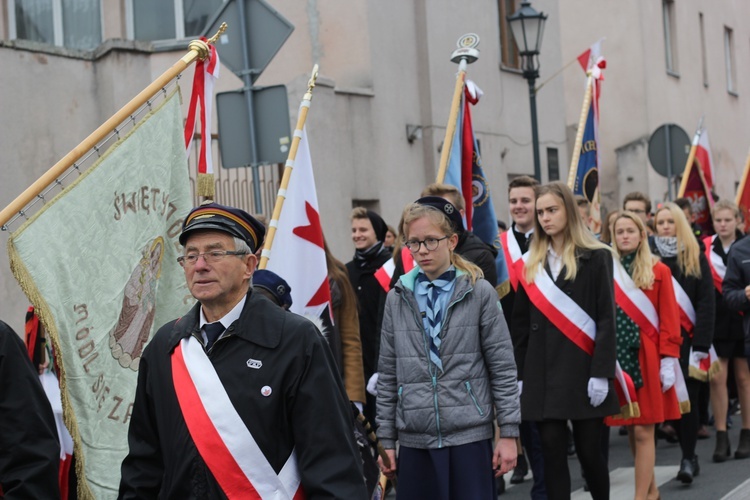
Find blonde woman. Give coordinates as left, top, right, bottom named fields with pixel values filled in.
left=706, top=200, right=750, bottom=461
left=512, top=182, right=618, bottom=500
left=651, top=202, right=715, bottom=483
left=606, top=211, right=683, bottom=499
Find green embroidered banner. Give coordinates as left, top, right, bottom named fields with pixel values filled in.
left=9, top=90, right=193, bottom=499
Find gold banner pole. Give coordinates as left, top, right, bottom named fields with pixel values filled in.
left=566, top=75, right=593, bottom=189
left=436, top=33, right=480, bottom=184
left=0, top=23, right=227, bottom=229
left=677, top=134, right=700, bottom=198
left=258, top=65, right=319, bottom=270
left=735, top=148, right=750, bottom=206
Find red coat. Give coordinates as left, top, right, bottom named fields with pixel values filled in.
left=607, top=261, right=683, bottom=426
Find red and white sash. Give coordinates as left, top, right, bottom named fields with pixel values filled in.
left=500, top=231, right=524, bottom=291
left=612, top=260, right=660, bottom=345
left=375, top=246, right=415, bottom=292
left=613, top=360, right=640, bottom=419
left=671, top=277, right=696, bottom=334
left=703, top=235, right=726, bottom=293
left=172, top=338, right=305, bottom=500
left=688, top=345, right=721, bottom=382
left=518, top=256, right=596, bottom=354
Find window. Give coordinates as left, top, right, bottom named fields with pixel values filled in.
left=547, top=148, right=559, bottom=181
left=699, top=13, right=708, bottom=87
left=725, top=27, right=737, bottom=94
left=8, top=0, right=101, bottom=50
left=662, top=0, right=678, bottom=75
left=499, top=0, right=520, bottom=69
left=128, top=0, right=224, bottom=42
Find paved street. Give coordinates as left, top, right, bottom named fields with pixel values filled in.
left=500, top=422, right=750, bottom=500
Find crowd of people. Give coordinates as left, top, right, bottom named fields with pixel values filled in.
left=3, top=178, right=750, bottom=500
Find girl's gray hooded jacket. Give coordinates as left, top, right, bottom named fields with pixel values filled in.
left=376, top=267, right=520, bottom=450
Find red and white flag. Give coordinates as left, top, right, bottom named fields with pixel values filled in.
left=695, top=129, right=714, bottom=192
left=374, top=247, right=415, bottom=292
left=266, top=129, right=333, bottom=329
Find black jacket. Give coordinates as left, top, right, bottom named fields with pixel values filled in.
left=708, top=234, right=744, bottom=342
left=500, top=226, right=532, bottom=333
left=650, top=246, right=715, bottom=359
left=118, top=291, right=367, bottom=499
left=511, top=248, right=619, bottom=420
left=346, top=249, right=391, bottom=380
left=722, top=235, right=750, bottom=357
left=0, top=321, right=60, bottom=498
left=651, top=242, right=716, bottom=380
left=457, top=231, right=499, bottom=287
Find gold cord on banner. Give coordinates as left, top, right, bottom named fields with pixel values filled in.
left=0, top=23, right=228, bottom=229
left=259, top=65, right=319, bottom=270
left=566, top=74, right=594, bottom=190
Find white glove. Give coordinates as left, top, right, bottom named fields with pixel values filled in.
left=587, top=377, right=608, bottom=407
left=692, top=350, right=709, bottom=362
left=354, top=401, right=364, bottom=413
left=517, top=380, right=523, bottom=396
left=660, top=357, right=677, bottom=392
left=367, top=373, right=379, bottom=396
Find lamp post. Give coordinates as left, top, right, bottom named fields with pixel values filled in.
left=507, top=1, right=548, bottom=182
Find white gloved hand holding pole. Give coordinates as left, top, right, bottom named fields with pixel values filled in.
left=366, top=372, right=379, bottom=396
left=660, top=357, right=677, bottom=392
left=587, top=377, right=608, bottom=407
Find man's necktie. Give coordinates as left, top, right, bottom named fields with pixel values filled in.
left=203, top=322, right=225, bottom=350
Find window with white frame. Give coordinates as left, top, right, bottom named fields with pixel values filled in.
left=724, top=26, right=737, bottom=94
left=662, top=0, right=679, bottom=75
left=127, top=0, right=224, bottom=42
left=8, top=0, right=102, bottom=50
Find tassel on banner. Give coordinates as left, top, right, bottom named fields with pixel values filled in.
left=197, top=173, right=215, bottom=198
left=185, top=37, right=220, bottom=200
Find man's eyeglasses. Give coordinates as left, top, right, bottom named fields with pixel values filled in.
left=629, top=209, right=647, bottom=215
left=177, top=250, right=248, bottom=267
left=404, top=236, right=448, bottom=253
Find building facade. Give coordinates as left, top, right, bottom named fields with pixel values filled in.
left=558, top=0, right=750, bottom=213
left=0, top=0, right=570, bottom=331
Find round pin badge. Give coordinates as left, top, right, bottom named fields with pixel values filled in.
left=261, top=385, right=272, bottom=397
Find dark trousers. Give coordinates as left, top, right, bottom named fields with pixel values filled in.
left=396, top=440, right=496, bottom=500
left=538, top=419, right=609, bottom=500
left=674, top=378, right=703, bottom=459
left=520, top=421, right=547, bottom=500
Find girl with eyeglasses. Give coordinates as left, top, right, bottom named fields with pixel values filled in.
left=376, top=196, right=520, bottom=499
left=512, top=182, right=618, bottom=500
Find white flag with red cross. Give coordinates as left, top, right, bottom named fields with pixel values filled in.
left=266, top=128, right=333, bottom=330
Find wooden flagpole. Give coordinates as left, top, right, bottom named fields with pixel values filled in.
left=436, top=33, right=480, bottom=184
left=436, top=65, right=466, bottom=184
left=0, top=23, right=227, bottom=229
left=566, top=75, right=594, bottom=189
left=677, top=134, right=700, bottom=198
left=735, top=148, right=750, bottom=206
left=258, top=65, right=319, bottom=270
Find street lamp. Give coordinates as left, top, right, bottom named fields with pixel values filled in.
left=507, top=1, right=548, bottom=182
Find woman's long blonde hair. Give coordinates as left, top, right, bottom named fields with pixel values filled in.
left=612, top=211, right=656, bottom=289
left=525, top=182, right=611, bottom=283
left=401, top=202, right=483, bottom=284
left=654, top=202, right=701, bottom=278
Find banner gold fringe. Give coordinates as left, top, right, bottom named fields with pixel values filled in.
left=679, top=400, right=692, bottom=414
left=7, top=90, right=179, bottom=500
left=610, top=402, right=641, bottom=421
left=197, top=173, right=215, bottom=198
left=496, top=280, right=511, bottom=300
